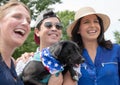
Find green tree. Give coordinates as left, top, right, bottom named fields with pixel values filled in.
left=114, top=19, right=120, bottom=44
left=0, top=0, right=62, bottom=20
left=57, top=10, right=75, bottom=40
left=114, top=31, right=120, bottom=44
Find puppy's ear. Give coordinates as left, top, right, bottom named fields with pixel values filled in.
left=49, top=41, right=64, bottom=59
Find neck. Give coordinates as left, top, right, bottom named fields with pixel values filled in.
left=84, top=42, right=98, bottom=51
left=39, top=42, right=54, bottom=51
left=0, top=43, right=15, bottom=68
left=83, top=40, right=98, bottom=62
left=83, top=39, right=98, bottom=49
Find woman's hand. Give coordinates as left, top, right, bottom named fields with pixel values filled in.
left=48, top=73, right=63, bottom=85
left=15, top=52, right=34, bottom=75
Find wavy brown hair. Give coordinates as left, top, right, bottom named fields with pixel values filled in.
left=71, top=15, right=112, bottom=50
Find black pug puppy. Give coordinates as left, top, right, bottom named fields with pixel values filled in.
left=21, top=40, right=85, bottom=85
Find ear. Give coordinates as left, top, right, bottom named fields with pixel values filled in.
left=49, top=41, right=64, bottom=58
left=77, top=31, right=80, bottom=34
left=77, top=28, right=81, bottom=34
left=34, top=28, right=40, bottom=37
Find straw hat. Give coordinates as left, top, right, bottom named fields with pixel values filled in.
left=67, top=7, right=110, bottom=37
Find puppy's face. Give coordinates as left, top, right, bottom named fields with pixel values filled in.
left=49, top=40, right=84, bottom=67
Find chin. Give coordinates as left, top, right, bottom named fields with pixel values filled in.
left=14, top=41, right=24, bottom=47
left=51, top=40, right=59, bottom=44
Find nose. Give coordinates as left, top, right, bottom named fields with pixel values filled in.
left=90, top=22, right=95, bottom=27
left=21, top=18, right=30, bottom=31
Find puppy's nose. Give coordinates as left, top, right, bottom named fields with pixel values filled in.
left=81, top=58, right=85, bottom=63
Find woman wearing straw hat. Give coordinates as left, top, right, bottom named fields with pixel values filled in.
left=67, top=7, right=120, bottom=85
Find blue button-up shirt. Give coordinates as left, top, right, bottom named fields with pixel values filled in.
left=0, top=54, right=24, bottom=85
left=78, top=44, right=120, bottom=85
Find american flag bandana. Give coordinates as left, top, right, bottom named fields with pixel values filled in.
left=32, top=47, right=64, bottom=74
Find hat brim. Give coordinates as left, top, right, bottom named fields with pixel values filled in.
left=67, top=13, right=110, bottom=37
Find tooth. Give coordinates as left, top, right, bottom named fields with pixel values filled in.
left=15, top=29, right=25, bottom=34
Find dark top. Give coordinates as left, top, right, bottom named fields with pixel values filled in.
left=0, top=54, right=24, bottom=85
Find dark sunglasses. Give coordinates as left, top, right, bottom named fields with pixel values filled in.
left=44, top=22, right=63, bottom=30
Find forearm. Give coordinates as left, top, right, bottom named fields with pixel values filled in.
left=63, top=71, right=77, bottom=85
left=48, top=73, right=63, bottom=85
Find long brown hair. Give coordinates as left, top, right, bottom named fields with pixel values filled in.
left=71, top=15, right=112, bottom=50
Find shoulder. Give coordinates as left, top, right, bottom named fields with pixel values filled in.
left=100, top=43, right=120, bottom=52
left=112, top=44, right=120, bottom=54
left=112, top=43, right=120, bottom=49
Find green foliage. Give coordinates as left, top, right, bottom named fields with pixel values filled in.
left=0, top=0, right=62, bottom=20
left=57, top=10, right=75, bottom=40
left=22, top=0, right=62, bottom=20
left=114, top=31, right=120, bottom=44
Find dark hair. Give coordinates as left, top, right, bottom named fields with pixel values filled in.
left=71, top=15, right=112, bottom=50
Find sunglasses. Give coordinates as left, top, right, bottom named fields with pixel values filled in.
left=44, top=22, right=63, bottom=30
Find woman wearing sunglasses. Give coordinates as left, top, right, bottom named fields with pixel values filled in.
left=16, top=9, right=76, bottom=85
